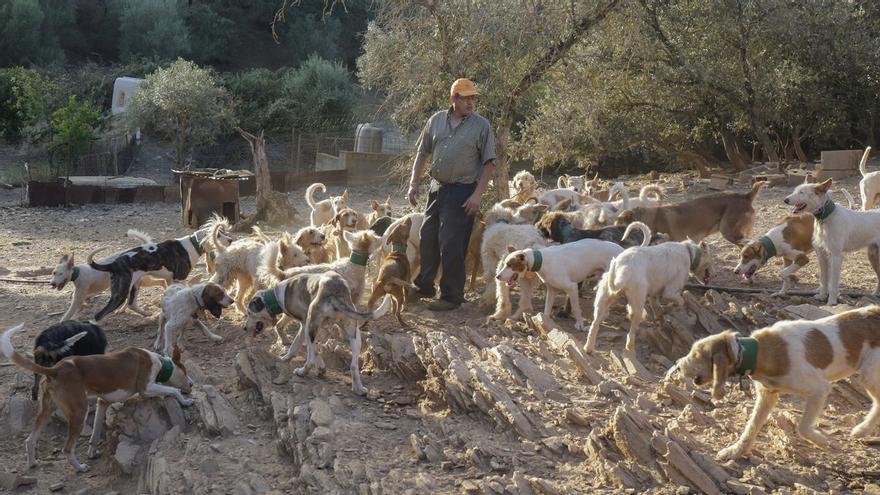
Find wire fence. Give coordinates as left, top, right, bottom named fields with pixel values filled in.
left=49, top=132, right=138, bottom=177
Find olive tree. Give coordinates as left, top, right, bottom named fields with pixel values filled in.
left=128, top=59, right=235, bottom=167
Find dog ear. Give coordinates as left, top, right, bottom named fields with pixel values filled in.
left=815, top=178, right=833, bottom=193
left=385, top=195, right=391, bottom=205
left=172, top=345, right=182, bottom=365
left=711, top=349, right=731, bottom=401
left=506, top=244, right=517, bottom=254
left=279, top=237, right=288, bottom=252
left=371, top=199, right=379, bottom=210
left=67, top=253, right=75, bottom=266
left=342, top=189, right=349, bottom=202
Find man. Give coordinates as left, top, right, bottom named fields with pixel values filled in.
left=406, top=78, right=497, bottom=311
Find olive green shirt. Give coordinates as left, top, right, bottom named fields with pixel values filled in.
left=416, top=109, right=497, bottom=185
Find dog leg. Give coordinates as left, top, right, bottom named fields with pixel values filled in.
left=584, top=282, right=613, bottom=353
left=274, top=320, right=292, bottom=347
left=624, top=289, right=647, bottom=353
left=61, top=289, right=88, bottom=322
left=562, top=283, right=584, bottom=330
left=512, top=276, right=535, bottom=320
left=814, top=250, right=830, bottom=301
left=26, top=388, right=55, bottom=468
left=853, top=357, right=880, bottom=437
left=775, top=258, right=804, bottom=296
left=868, top=243, right=880, bottom=295
left=144, top=382, right=194, bottom=407
left=87, top=399, right=109, bottom=459
left=295, top=303, right=322, bottom=377
left=348, top=322, right=367, bottom=396
left=862, top=181, right=871, bottom=211
left=279, top=321, right=305, bottom=362
left=490, top=276, right=513, bottom=321
left=827, top=254, right=843, bottom=305
left=58, top=393, right=89, bottom=472
left=542, top=286, right=557, bottom=323
left=195, top=318, right=224, bottom=343
left=152, top=313, right=166, bottom=352
left=797, top=384, right=831, bottom=447
left=718, top=384, right=779, bottom=460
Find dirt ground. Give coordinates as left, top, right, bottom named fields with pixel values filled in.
left=2, top=172, right=880, bottom=494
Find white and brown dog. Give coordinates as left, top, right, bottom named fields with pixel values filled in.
left=332, top=207, right=362, bottom=258
left=367, top=195, right=393, bottom=225
left=857, top=147, right=877, bottom=210
left=585, top=222, right=711, bottom=353
left=1, top=323, right=194, bottom=473
left=784, top=179, right=880, bottom=305
left=306, top=182, right=349, bottom=227
left=51, top=230, right=168, bottom=322
left=244, top=272, right=391, bottom=395
left=670, top=306, right=880, bottom=460
left=495, top=238, right=624, bottom=329
left=153, top=282, right=234, bottom=356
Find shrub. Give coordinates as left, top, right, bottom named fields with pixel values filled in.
left=117, top=0, right=190, bottom=62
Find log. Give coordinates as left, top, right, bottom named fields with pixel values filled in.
left=234, top=128, right=298, bottom=230
left=686, top=283, right=880, bottom=301
left=469, top=365, right=539, bottom=441
left=609, top=349, right=657, bottom=382
left=488, top=344, right=561, bottom=398
left=0, top=277, right=51, bottom=284
left=655, top=435, right=723, bottom=495
left=544, top=328, right=605, bottom=385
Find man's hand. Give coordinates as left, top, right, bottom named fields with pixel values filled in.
left=462, top=191, right=481, bottom=216
left=407, top=184, right=419, bottom=207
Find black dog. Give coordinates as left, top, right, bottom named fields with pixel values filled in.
left=31, top=321, right=107, bottom=400
left=88, top=223, right=227, bottom=321
left=537, top=211, right=667, bottom=247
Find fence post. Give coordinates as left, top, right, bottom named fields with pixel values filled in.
left=296, top=132, right=302, bottom=174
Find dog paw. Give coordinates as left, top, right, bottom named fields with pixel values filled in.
left=813, top=292, right=827, bottom=301
left=294, top=367, right=307, bottom=377
left=802, top=430, right=830, bottom=447
left=178, top=397, right=195, bottom=407
left=574, top=321, right=586, bottom=332
left=352, top=385, right=367, bottom=396
left=87, top=449, right=100, bottom=459
left=717, top=445, right=743, bottom=461
left=770, top=291, right=785, bottom=297
left=75, top=463, right=91, bottom=473
left=852, top=423, right=875, bottom=438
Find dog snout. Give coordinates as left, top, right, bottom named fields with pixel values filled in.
left=783, top=197, right=790, bottom=204
left=733, top=266, right=740, bottom=275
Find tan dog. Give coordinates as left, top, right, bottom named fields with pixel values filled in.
left=333, top=207, right=362, bottom=258
left=368, top=217, right=417, bottom=328
left=368, top=195, right=393, bottom=225
left=615, top=181, right=765, bottom=245
left=306, top=183, right=348, bottom=227
left=670, top=306, right=880, bottom=460
left=293, top=226, right=332, bottom=264
left=466, top=217, right=486, bottom=291
left=1, top=324, right=193, bottom=473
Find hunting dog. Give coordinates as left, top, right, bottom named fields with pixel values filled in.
left=153, top=282, right=234, bottom=356
left=50, top=230, right=168, bottom=322
left=333, top=207, right=362, bottom=258
left=1, top=324, right=193, bottom=473
left=669, top=306, right=880, bottom=460
left=784, top=178, right=880, bottom=305
left=379, top=213, right=425, bottom=282
left=537, top=211, right=667, bottom=247
left=495, top=238, right=624, bottom=329
left=857, top=147, right=877, bottom=210
left=369, top=217, right=417, bottom=328
left=209, top=224, right=308, bottom=314
left=557, top=173, right=588, bottom=193
left=367, top=195, right=393, bottom=226
left=29, top=320, right=107, bottom=400
left=244, top=272, right=391, bottom=395
left=615, top=181, right=765, bottom=245
left=585, top=222, right=712, bottom=353
left=87, top=217, right=232, bottom=321
left=293, top=225, right=332, bottom=264
left=511, top=170, right=539, bottom=203
left=306, top=182, right=348, bottom=227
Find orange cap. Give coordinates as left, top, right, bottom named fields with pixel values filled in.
left=450, top=78, right=479, bottom=97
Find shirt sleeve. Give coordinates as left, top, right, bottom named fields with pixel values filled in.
left=479, top=122, right=497, bottom=165
left=416, top=115, right=434, bottom=156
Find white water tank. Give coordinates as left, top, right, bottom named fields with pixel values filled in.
left=355, top=123, right=383, bottom=153
left=111, top=77, right=145, bottom=115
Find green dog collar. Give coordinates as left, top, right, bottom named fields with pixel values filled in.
left=758, top=236, right=777, bottom=262
left=257, top=288, right=284, bottom=317
left=529, top=250, right=543, bottom=272
left=189, top=234, right=204, bottom=255
left=70, top=266, right=80, bottom=282
left=350, top=251, right=369, bottom=266
left=156, top=357, right=174, bottom=383
left=735, top=337, right=758, bottom=376
left=813, top=199, right=836, bottom=222
left=392, top=243, right=407, bottom=254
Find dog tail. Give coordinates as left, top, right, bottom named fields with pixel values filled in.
left=860, top=146, right=873, bottom=177
left=748, top=181, right=767, bottom=201
left=608, top=182, right=629, bottom=210
left=838, top=188, right=856, bottom=209
left=251, top=226, right=272, bottom=243
left=1, top=324, right=58, bottom=377
left=260, top=241, right=285, bottom=282
left=211, top=220, right=230, bottom=255
left=557, top=175, right=567, bottom=189
left=330, top=294, right=392, bottom=321
left=622, top=221, right=652, bottom=247
left=87, top=246, right=113, bottom=272
left=639, top=184, right=664, bottom=202
left=126, top=229, right=152, bottom=244
left=385, top=277, right=419, bottom=291
left=305, top=183, right=326, bottom=211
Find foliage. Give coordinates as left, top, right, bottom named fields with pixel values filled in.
left=0, top=0, right=71, bottom=66
left=185, top=2, right=236, bottom=65
left=0, top=67, right=59, bottom=143
left=50, top=95, right=100, bottom=174
left=224, top=68, right=283, bottom=131
left=117, top=0, right=191, bottom=63
left=128, top=59, right=235, bottom=166
left=270, top=55, right=356, bottom=130
left=283, top=13, right=343, bottom=66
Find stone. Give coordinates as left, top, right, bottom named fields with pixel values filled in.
left=114, top=437, right=142, bottom=475
left=49, top=482, right=65, bottom=492
left=4, top=396, right=35, bottom=433
left=309, top=399, right=334, bottom=427
left=193, top=385, right=240, bottom=436
left=374, top=421, right=396, bottom=430
left=0, top=471, right=37, bottom=490
left=423, top=444, right=443, bottom=464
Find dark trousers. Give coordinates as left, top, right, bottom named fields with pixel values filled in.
left=414, top=182, right=476, bottom=303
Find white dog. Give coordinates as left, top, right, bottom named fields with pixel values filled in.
left=557, top=173, right=588, bottom=193
left=857, top=147, right=877, bottom=210
left=670, top=306, right=880, bottom=460
left=495, top=238, right=623, bottom=329
left=784, top=178, right=880, bottom=305
left=584, top=222, right=711, bottom=353
left=306, top=182, right=349, bottom=227
left=511, top=170, right=539, bottom=203
left=153, top=282, right=234, bottom=356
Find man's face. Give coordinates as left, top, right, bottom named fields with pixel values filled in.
left=451, top=93, right=476, bottom=117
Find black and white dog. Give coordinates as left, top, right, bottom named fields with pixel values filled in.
left=31, top=320, right=107, bottom=400
left=88, top=217, right=232, bottom=321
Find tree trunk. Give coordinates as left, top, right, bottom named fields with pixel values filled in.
left=754, top=126, right=778, bottom=163
left=234, top=128, right=298, bottom=232
left=792, top=128, right=808, bottom=163
left=719, top=129, right=748, bottom=170
left=494, top=120, right=512, bottom=200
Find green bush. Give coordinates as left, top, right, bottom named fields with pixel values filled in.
left=0, top=0, right=68, bottom=66
left=224, top=68, right=283, bottom=131
left=51, top=95, right=100, bottom=175
left=117, top=0, right=190, bottom=62
left=0, top=67, right=60, bottom=143
left=270, top=55, right=355, bottom=130
left=128, top=59, right=235, bottom=166
left=185, top=3, right=236, bottom=65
